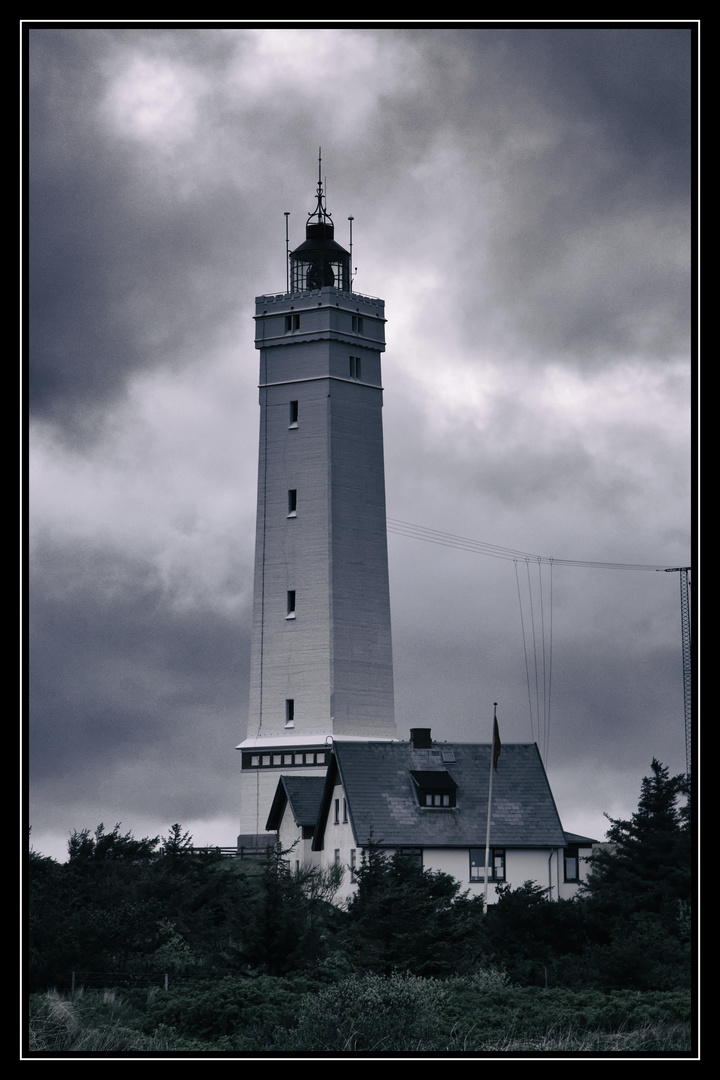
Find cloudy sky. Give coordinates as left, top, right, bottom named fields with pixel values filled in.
left=27, top=24, right=694, bottom=862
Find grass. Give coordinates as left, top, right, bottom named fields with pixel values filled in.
left=26, top=986, right=694, bottom=1055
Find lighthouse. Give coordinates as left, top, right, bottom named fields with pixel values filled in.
left=238, top=157, right=396, bottom=840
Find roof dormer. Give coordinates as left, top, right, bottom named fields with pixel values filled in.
left=410, top=769, right=458, bottom=808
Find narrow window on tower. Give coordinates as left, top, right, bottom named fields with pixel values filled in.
left=285, top=313, right=300, bottom=332
left=289, top=400, right=298, bottom=428
left=352, top=315, right=364, bottom=334
left=286, top=590, right=296, bottom=619
left=285, top=699, right=295, bottom=728
left=349, top=356, right=361, bottom=380
left=288, top=489, right=297, bottom=517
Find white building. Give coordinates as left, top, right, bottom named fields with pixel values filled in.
left=266, top=730, right=595, bottom=905
left=238, top=162, right=396, bottom=841
left=238, top=163, right=596, bottom=893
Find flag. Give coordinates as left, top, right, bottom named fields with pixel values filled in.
left=492, top=716, right=501, bottom=772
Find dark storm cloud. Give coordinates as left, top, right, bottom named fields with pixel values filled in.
left=29, top=541, right=248, bottom=790
left=29, top=29, right=264, bottom=438
left=386, top=27, right=693, bottom=364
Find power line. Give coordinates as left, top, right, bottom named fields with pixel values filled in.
left=387, top=518, right=675, bottom=571
left=387, top=517, right=687, bottom=768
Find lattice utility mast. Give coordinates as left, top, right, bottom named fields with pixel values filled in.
left=664, top=567, right=692, bottom=776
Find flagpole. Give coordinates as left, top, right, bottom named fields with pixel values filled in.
left=483, top=703, right=499, bottom=910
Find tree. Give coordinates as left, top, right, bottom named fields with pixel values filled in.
left=481, top=881, right=589, bottom=987
left=343, top=842, right=484, bottom=976
left=583, top=759, right=691, bottom=927
left=160, top=824, right=194, bottom=857
left=577, top=759, right=692, bottom=990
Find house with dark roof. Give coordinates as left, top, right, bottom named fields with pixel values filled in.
left=267, top=728, right=595, bottom=905
left=266, top=775, right=327, bottom=873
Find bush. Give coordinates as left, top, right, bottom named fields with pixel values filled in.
left=284, top=972, right=447, bottom=1052
left=141, top=973, right=315, bottom=1041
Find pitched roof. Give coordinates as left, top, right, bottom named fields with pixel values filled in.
left=563, top=831, right=599, bottom=845
left=314, top=740, right=567, bottom=850
left=266, top=775, right=326, bottom=831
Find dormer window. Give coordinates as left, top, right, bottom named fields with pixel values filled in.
left=410, top=770, right=457, bottom=808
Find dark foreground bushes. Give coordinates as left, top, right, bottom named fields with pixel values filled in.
left=28, top=975, right=693, bottom=1054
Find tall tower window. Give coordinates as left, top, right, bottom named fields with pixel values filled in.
left=285, top=314, right=300, bottom=332
left=289, top=400, right=298, bottom=427
left=285, top=699, right=295, bottom=727
left=287, top=489, right=297, bottom=516
left=349, top=356, right=361, bottom=380
left=352, top=315, right=364, bottom=334
left=286, top=590, right=296, bottom=618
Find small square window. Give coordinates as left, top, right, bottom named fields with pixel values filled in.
left=398, top=848, right=423, bottom=869
left=469, top=848, right=505, bottom=883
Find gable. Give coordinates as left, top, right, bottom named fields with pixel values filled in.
left=266, top=775, right=326, bottom=832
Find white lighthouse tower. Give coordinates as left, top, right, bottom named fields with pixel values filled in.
left=238, top=158, right=396, bottom=840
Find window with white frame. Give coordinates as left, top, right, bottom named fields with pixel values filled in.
left=564, top=846, right=580, bottom=882
left=469, top=848, right=505, bottom=882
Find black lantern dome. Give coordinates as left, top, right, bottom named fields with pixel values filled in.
left=290, top=152, right=350, bottom=293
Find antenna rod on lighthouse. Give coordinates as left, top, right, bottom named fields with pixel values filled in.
left=348, top=216, right=354, bottom=293
left=284, top=212, right=290, bottom=294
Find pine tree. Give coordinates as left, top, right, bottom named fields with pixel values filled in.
left=577, top=759, right=692, bottom=989
left=584, top=759, right=691, bottom=925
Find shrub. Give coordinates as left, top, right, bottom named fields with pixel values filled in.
left=283, top=972, right=447, bottom=1052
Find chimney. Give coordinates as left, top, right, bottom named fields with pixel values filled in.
left=410, top=728, right=432, bottom=749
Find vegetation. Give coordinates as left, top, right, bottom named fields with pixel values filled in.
left=26, top=762, right=694, bottom=1054
left=28, top=982, right=692, bottom=1053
